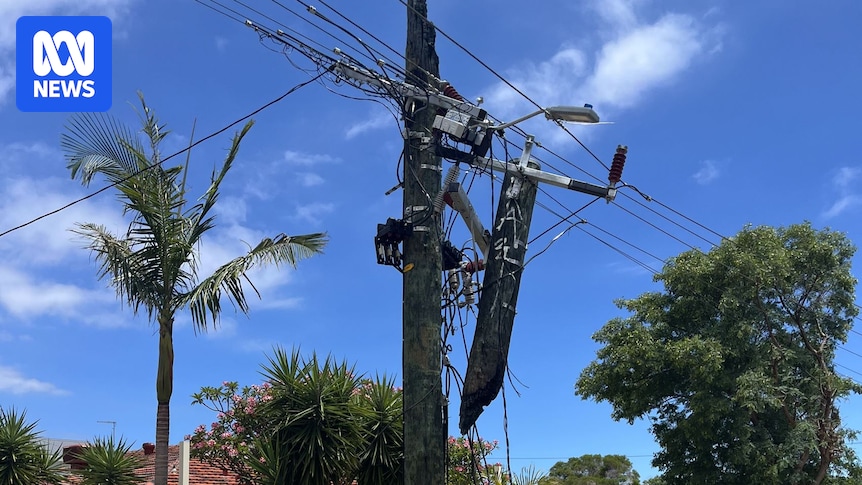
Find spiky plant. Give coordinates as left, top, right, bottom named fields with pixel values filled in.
left=73, top=436, right=144, bottom=485
left=0, top=407, right=66, bottom=485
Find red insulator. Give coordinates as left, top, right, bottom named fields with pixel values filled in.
left=443, top=84, right=465, bottom=101
left=609, top=145, right=627, bottom=185
left=464, top=260, right=484, bottom=273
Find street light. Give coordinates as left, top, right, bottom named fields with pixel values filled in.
left=490, top=104, right=600, bottom=131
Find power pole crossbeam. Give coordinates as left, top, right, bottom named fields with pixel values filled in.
left=403, top=1, right=445, bottom=484
left=332, top=62, right=486, bottom=120
left=472, top=156, right=615, bottom=200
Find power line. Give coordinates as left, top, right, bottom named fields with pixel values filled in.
left=0, top=72, right=326, bottom=239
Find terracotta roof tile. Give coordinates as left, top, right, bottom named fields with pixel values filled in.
left=62, top=444, right=242, bottom=485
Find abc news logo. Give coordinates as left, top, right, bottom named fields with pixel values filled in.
left=33, top=30, right=96, bottom=98
left=16, top=16, right=112, bottom=112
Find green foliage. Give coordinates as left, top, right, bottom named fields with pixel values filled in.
left=73, top=436, right=145, bottom=485
left=190, top=348, right=405, bottom=485
left=256, top=348, right=365, bottom=485
left=576, top=223, right=861, bottom=484
left=63, top=95, right=326, bottom=485
left=0, top=407, right=66, bottom=485
left=511, top=464, right=548, bottom=485
left=189, top=348, right=521, bottom=485
left=539, top=454, right=639, bottom=485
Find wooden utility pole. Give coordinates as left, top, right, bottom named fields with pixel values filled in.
left=403, top=1, right=445, bottom=484
left=460, top=161, right=540, bottom=434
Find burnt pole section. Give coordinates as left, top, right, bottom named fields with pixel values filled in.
left=460, top=160, right=540, bottom=434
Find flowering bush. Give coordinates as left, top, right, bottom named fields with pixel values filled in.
left=447, top=436, right=506, bottom=485
left=187, top=381, right=274, bottom=485
left=189, top=348, right=406, bottom=485
left=187, top=348, right=510, bottom=485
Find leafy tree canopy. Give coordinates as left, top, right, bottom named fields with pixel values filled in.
left=576, top=223, right=861, bottom=484
left=539, top=454, right=640, bottom=485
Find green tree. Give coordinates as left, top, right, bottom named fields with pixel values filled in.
left=72, top=436, right=144, bottom=485
left=576, top=223, right=860, bottom=484
left=539, top=454, right=639, bottom=485
left=0, top=407, right=66, bottom=485
left=62, top=95, right=327, bottom=485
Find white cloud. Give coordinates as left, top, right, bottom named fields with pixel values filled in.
left=0, top=331, right=32, bottom=342
left=0, top=365, right=67, bottom=395
left=213, top=196, right=247, bottom=225
left=823, top=166, right=862, bottom=219
left=293, top=202, right=334, bottom=225
left=0, top=64, right=13, bottom=105
left=833, top=167, right=861, bottom=190
left=0, top=0, right=136, bottom=106
left=297, top=172, right=325, bottom=187
left=257, top=296, right=303, bottom=310
left=0, top=0, right=134, bottom=50
left=693, top=160, right=719, bottom=185
left=0, top=266, right=115, bottom=320
left=215, top=36, right=229, bottom=52
left=0, top=141, right=56, bottom=170
left=823, top=196, right=862, bottom=219
left=593, top=0, right=640, bottom=30
left=345, top=111, right=395, bottom=140
left=583, top=14, right=703, bottom=109
left=482, top=1, right=718, bottom=142
left=282, top=150, right=341, bottom=166
left=0, top=175, right=127, bottom=265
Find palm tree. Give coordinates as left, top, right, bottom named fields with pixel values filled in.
left=61, top=94, right=327, bottom=485
left=0, top=407, right=66, bottom=485
left=72, top=436, right=144, bottom=485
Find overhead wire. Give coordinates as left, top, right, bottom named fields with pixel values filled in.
left=0, top=71, right=328, bottom=238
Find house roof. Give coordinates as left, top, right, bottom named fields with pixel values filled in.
left=63, top=443, right=243, bottom=485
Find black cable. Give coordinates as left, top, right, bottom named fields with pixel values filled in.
left=0, top=72, right=327, bottom=239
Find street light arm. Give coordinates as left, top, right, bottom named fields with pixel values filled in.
left=489, top=105, right=601, bottom=131
left=488, top=108, right=546, bottom=131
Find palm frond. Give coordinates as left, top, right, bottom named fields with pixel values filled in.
left=62, top=111, right=145, bottom=186
left=182, top=232, right=327, bottom=330
left=133, top=91, right=171, bottom=165
left=73, top=223, right=163, bottom=315
left=185, top=120, right=254, bottom=248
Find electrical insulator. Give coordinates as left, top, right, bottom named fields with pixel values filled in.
left=433, top=163, right=461, bottom=213
left=443, top=84, right=465, bottom=101
left=609, top=145, right=627, bottom=186
left=460, top=271, right=477, bottom=307
left=447, top=269, right=460, bottom=293
left=463, top=260, right=484, bottom=274
left=376, top=243, right=386, bottom=264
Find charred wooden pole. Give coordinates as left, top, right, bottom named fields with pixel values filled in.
left=459, top=160, right=540, bottom=434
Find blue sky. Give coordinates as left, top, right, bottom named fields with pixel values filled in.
left=2, top=0, right=862, bottom=480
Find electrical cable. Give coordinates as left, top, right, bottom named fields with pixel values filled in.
left=0, top=71, right=327, bottom=239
